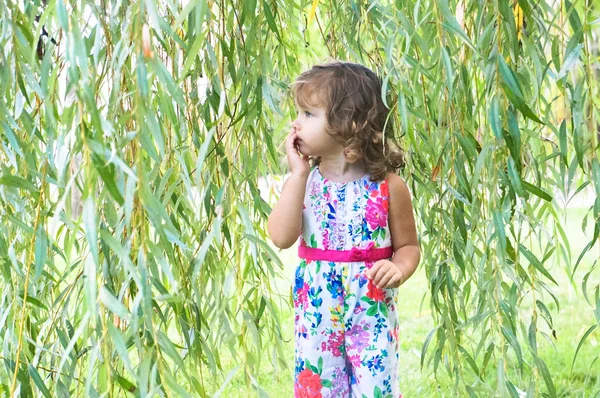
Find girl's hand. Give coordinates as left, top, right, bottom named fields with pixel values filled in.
left=366, top=260, right=404, bottom=289
left=286, top=127, right=310, bottom=177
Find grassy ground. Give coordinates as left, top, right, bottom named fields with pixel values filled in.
left=204, top=206, right=600, bottom=397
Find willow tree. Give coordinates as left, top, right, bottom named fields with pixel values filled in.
left=0, top=0, right=598, bottom=397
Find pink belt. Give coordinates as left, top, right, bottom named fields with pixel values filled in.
left=298, top=242, right=394, bottom=262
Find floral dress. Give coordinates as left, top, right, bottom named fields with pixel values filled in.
left=293, top=165, right=402, bottom=398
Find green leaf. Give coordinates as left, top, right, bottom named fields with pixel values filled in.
left=0, top=175, right=38, bottom=192
left=507, top=157, right=525, bottom=197
left=28, top=366, right=51, bottom=398
left=458, top=345, right=480, bottom=377
left=522, top=181, right=553, bottom=201
left=498, top=55, right=544, bottom=124
left=437, top=0, right=479, bottom=55
left=441, top=46, right=453, bottom=98
left=519, top=244, right=558, bottom=285
left=493, top=210, right=507, bottom=254
left=379, top=301, right=388, bottom=317
left=1, top=121, right=24, bottom=157
left=420, top=328, right=437, bottom=370
left=374, top=386, right=383, bottom=398
left=555, top=43, right=583, bottom=80
left=262, top=0, right=281, bottom=42
left=100, top=286, right=131, bottom=321
left=366, top=304, right=378, bottom=316
left=34, top=225, right=47, bottom=283
left=92, top=154, right=124, bottom=206
left=536, top=357, right=557, bottom=397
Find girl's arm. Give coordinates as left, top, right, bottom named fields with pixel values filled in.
left=268, top=173, right=308, bottom=249
left=267, top=128, right=310, bottom=249
left=387, top=172, right=421, bottom=283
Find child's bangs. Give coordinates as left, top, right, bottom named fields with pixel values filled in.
left=293, top=80, right=326, bottom=109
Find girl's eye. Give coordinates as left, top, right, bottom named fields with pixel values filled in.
left=304, top=111, right=312, bottom=117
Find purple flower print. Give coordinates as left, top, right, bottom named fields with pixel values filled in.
left=329, top=367, right=350, bottom=398
left=347, top=323, right=370, bottom=353
left=322, top=229, right=330, bottom=249
left=353, top=303, right=365, bottom=315
left=365, top=197, right=388, bottom=229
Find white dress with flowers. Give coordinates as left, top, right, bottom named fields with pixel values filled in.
left=292, top=165, right=402, bottom=398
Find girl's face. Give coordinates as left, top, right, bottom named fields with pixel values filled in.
left=292, top=102, right=343, bottom=158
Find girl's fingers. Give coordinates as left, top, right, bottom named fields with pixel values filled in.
left=367, top=261, right=386, bottom=281
left=286, top=132, right=298, bottom=154
left=377, top=271, right=395, bottom=289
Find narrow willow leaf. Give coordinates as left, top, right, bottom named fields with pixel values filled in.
left=100, top=287, right=131, bottom=322
left=555, top=43, right=583, bottom=80
left=437, top=0, right=479, bottom=54
left=498, top=53, right=524, bottom=99
left=83, top=196, right=99, bottom=266
left=181, top=30, right=207, bottom=79
left=498, top=55, right=544, bottom=124
left=458, top=345, right=480, bottom=377
left=493, top=210, right=507, bottom=254
left=519, top=244, right=558, bottom=285
left=420, top=327, right=437, bottom=369
left=1, top=121, right=24, bottom=157
left=441, top=46, right=453, bottom=98
left=92, top=154, right=124, bottom=206
left=34, top=225, right=47, bottom=283
left=0, top=175, right=38, bottom=192
left=107, top=323, right=134, bottom=375
left=174, top=0, right=204, bottom=29
left=536, top=357, right=557, bottom=397
left=28, top=365, right=51, bottom=398
left=528, top=319, right=538, bottom=356
left=507, top=157, right=525, bottom=197
left=522, top=181, right=552, bottom=201
left=564, top=0, right=583, bottom=37
left=262, top=0, right=281, bottom=42
left=150, top=58, right=185, bottom=107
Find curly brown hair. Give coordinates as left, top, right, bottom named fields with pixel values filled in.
left=291, top=60, right=405, bottom=182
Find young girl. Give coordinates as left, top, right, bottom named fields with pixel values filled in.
left=268, top=60, right=420, bottom=398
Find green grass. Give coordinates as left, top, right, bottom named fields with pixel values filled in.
left=203, top=206, right=600, bottom=397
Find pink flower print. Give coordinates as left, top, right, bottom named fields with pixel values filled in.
left=298, top=283, right=310, bottom=307
left=347, top=323, right=370, bottom=353
left=348, top=354, right=362, bottom=368
left=365, top=197, right=388, bottom=229
left=325, top=330, right=345, bottom=357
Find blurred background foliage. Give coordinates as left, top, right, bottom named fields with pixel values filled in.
left=0, top=0, right=599, bottom=396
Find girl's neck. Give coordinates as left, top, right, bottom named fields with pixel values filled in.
left=317, top=157, right=366, bottom=183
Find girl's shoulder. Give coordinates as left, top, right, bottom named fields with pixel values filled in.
left=385, top=172, right=412, bottom=202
